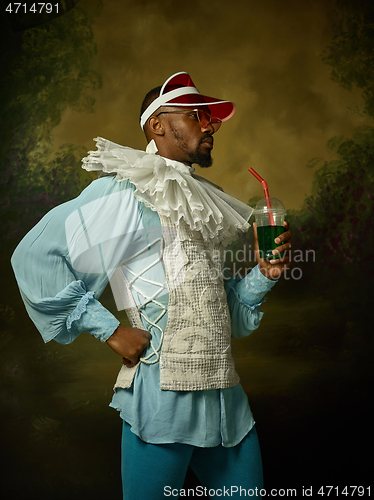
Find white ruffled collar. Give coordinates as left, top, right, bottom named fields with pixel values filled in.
left=82, top=137, right=253, bottom=246
left=146, top=139, right=195, bottom=175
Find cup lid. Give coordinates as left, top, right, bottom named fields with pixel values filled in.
left=253, top=197, right=287, bottom=214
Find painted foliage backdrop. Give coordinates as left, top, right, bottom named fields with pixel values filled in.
left=1, top=0, right=373, bottom=498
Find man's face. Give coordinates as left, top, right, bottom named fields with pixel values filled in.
left=158, top=107, right=216, bottom=168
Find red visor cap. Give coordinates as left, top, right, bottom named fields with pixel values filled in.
left=140, top=72, right=236, bottom=130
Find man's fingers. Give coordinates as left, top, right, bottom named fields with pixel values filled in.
left=123, top=357, right=136, bottom=368
left=272, top=243, right=291, bottom=257
left=274, top=230, right=291, bottom=245
left=106, top=325, right=151, bottom=362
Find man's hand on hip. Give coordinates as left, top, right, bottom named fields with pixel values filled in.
left=106, top=325, right=151, bottom=367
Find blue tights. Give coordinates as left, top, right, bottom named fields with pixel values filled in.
left=121, top=422, right=263, bottom=499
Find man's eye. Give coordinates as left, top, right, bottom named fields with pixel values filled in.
left=189, top=112, right=199, bottom=119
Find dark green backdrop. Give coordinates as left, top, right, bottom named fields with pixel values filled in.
left=1, top=1, right=373, bottom=498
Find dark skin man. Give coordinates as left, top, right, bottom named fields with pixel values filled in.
left=107, top=105, right=292, bottom=367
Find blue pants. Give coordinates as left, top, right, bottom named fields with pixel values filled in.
left=121, top=422, right=263, bottom=499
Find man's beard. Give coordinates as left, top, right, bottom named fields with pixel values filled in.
left=171, top=128, right=213, bottom=168
left=188, top=145, right=213, bottom=168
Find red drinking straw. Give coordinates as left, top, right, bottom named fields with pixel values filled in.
left=248, top=167, right=275, bottom=225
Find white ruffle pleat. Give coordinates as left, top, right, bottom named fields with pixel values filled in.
left=82, top=137, right=253, bottom=246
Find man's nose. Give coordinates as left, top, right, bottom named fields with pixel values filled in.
left=200, top=121, right=215, bottom=134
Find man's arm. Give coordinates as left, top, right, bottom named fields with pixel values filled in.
left=224, top=221, right=292, bottom=338
left=11, top=176, right=149, bottom=351
left=64, top=287, right=151, bottom=367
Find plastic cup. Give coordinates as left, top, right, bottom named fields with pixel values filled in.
left=253, top=198, right=287, bottom=260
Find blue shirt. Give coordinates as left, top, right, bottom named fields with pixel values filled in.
left=11, top=175, right=276, bottom=448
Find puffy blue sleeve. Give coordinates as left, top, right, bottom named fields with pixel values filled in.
left=225, top=265, right=277, bottom=338
left=11, top=176, right=142, bottom=345
left=66, top=293, right=120, bottom=342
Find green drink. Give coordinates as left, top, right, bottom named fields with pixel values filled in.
left=257, top=225, right=285, bottom=260
left=253, top=197, right=287, bottom=261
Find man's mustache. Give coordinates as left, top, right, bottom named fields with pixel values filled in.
left=199, top=135, right=214, bottom=146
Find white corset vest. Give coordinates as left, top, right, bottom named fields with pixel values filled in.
left=113, top=215, right=240, bottom=391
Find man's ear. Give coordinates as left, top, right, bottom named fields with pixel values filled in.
left=148, top=116, right=165, bottom=136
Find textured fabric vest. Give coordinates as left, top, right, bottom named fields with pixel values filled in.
left=113, top=215, right=240, bottom=391
left=159, top=216, right=239, bottom=390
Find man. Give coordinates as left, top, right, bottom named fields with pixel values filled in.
left=11, top=72, right=291, bottom=498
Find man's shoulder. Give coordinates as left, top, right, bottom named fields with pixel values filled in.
left=81, top=174, right=136, bottom=198
left=40, top=175, right=136, bottom=222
